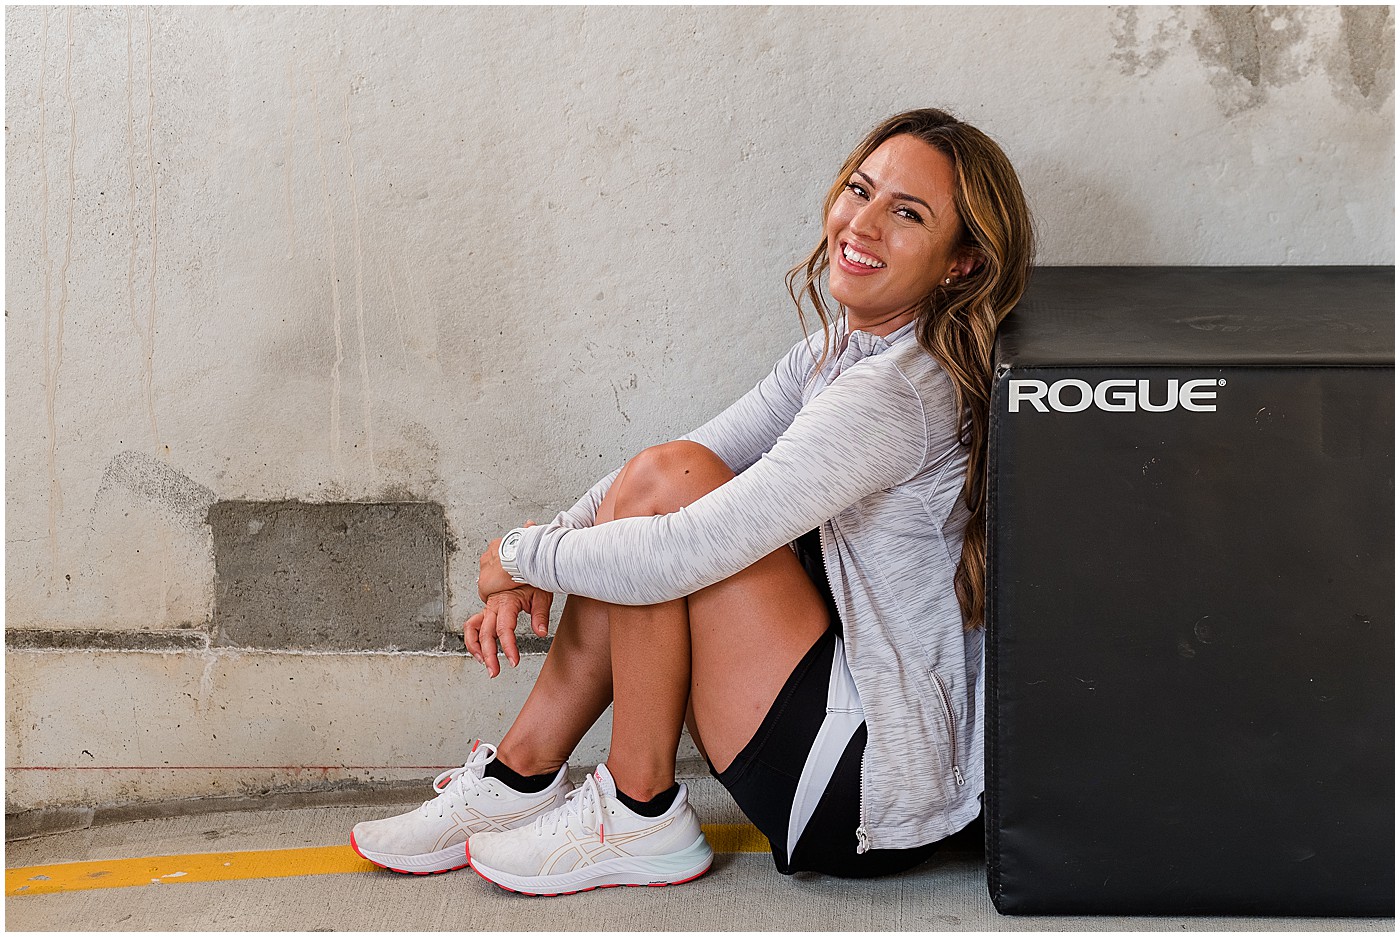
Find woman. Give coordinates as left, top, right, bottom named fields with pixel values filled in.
left=350, top=107, right=1034, bottom=894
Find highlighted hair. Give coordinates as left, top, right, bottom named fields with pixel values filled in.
left=786, top=108, right=1035, bottom=630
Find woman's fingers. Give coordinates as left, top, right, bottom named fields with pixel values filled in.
left=529, top=588, right=553, bottom=638
left=496, top=594, right=523, bottom=670
left=463, top=611, right=485, bottom=664
left=481, top=593, right=528, bottom=677
left=478, top=605, right=495, bottom=676
left=467, top=587, right=545, bottom=676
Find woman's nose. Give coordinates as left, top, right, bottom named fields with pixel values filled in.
left=849, top=200, right=882, bottom=239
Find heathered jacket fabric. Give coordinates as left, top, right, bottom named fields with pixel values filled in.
left=513, top=318, right=984, bottom=850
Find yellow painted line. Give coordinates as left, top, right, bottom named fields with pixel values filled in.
left=7, top=823, right=769, bottom=897
left=704, top=822, right=771, bottom=855
left=7, top=845, right=373, bottom=897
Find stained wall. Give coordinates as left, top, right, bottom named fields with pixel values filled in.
left=5, top=5, right=1393, bottom=813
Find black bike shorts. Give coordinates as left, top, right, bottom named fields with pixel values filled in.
left=707, top=529, right=976, bottom=877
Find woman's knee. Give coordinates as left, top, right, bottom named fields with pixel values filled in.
left=610, top=441, right=733, bottom=516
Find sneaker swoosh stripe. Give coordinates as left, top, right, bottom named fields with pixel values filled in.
left=434, top=795, right=568, bottom=851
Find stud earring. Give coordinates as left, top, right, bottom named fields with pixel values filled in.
left=944, top=277, right=952, bottom=285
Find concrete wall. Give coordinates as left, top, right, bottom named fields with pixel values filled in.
left=6, top=5, right=1393, bottom=813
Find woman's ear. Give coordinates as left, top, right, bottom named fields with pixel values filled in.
left=952, top=249, right=984, bottom=280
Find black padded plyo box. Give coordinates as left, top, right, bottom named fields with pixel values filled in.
left=985, top=267, right=1394, bottom=917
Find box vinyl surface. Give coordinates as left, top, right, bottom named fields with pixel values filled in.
left=986, top=267, right=1393, bottom=916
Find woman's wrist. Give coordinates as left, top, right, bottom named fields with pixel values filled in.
left=497, top=527, right=529, bottom=583
left=479, top=534, right=527, bottom=599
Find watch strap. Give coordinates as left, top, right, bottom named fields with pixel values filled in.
left=499, top=527, right=529, bottom=584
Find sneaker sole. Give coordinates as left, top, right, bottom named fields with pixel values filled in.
left=350, top=831, right=468, bottom=875
left=466, top=834, right=714, bottom=896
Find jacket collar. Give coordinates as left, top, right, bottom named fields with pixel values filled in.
left=842, top=317, right=917, bottom=359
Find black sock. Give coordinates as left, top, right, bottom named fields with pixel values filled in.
left=615, top=783, right=680, bottom=818
left=484, top=757, right=557, bottom=794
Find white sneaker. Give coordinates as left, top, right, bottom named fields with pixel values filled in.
left=467, top=763, right=713, bottom=895
left=350, top=741, right=573, bottom=874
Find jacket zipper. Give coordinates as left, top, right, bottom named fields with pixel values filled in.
left=855, top=752, right=872, bottom=854
left=818, top=521, right=872, bottom=854
left=931, top=672, right=965, bottom=787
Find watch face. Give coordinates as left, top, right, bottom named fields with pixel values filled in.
left=500, top=530, right=522, bottom=562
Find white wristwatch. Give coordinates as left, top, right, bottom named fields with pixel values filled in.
left=498, top=527, right=529, bottom=584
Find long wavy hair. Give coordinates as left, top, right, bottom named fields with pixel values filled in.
left=785, top=109, right=1035, bottom=631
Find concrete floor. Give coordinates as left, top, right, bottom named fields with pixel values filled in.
left=6, top=775, right=1392, bottom=932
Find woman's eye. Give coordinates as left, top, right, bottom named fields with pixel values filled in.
left=844, top=182, right=868, bottom=199
left=897, top=207, right=923, bottom=223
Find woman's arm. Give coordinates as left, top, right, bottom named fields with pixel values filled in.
left=512, top=360, right=954, bottom=606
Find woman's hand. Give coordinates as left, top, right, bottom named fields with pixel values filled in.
left=464, top=585, right=554, bottom=678
left=477, top=520, right=537, bottom=600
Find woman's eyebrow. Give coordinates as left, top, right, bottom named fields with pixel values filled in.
left=854, top=170, right=935, bottom=216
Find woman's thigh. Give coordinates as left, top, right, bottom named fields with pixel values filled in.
left=684, top=533, right=832, bottom=773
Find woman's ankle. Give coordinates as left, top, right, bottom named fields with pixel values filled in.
left=483, top=756, right=559, bottom=794
left=605, top=758, right=677, bottom=803
left=495, top=737, right=566, bottom=779
left=614, top=782, right=680, bottom=817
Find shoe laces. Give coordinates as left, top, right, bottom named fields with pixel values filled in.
left=420, top=740, right=496, bottom=819
left=537, top=772, right=608, bottom=843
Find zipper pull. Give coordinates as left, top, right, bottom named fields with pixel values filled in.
left=953, top=766, right=965, bottom=787
left=855, top=826, right=871, bottom=855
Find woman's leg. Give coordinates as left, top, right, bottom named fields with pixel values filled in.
left=494, top=439, right=829, bottom=796
left=492, top=452, right=677, bottom=777
left=598, top=441, right=832, bottom=801
left=494, top=593, right=614, bottom=776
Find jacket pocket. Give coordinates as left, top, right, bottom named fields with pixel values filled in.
left=930, top=671, right=966, bottom=788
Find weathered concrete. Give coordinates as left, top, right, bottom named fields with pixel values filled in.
left=6, top=628, right=208, bottom=651
left=4, top=625, right=546, bottom=656
left=4, top=5, right=1392, bottom=813
left=6, top=645, right=697, bottom=809
left=209, top=501, right=446, bottom=651
left=5, top=791, right=1390, bottom=932
left=5, top=758, right=712, bottom=842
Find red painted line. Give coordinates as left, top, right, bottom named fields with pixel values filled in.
left=8, top=765, right=456, bottom=771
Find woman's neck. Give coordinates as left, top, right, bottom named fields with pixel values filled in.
left=846, top=307, right=917, bottom=337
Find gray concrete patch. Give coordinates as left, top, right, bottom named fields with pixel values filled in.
left=209, top=502, right=446, bottom=651
left=3, top=806, right=95, bottom=842
left=5, top=629, right=210, bottom=652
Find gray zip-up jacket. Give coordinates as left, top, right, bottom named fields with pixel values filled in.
left=512, top=318, right=984, bottom=850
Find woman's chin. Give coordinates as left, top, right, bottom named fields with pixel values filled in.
left=827, top=282, right=865, bottom=313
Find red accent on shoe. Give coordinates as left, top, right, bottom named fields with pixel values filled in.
left=466, top=858, right=712, bottom=896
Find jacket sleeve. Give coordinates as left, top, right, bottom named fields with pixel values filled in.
left=547, top=335, right=815, bottom=530
left=513, top=360, right=931, bottom=605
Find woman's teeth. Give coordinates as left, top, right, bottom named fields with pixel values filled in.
left=843, top=244, right=885, bottom=269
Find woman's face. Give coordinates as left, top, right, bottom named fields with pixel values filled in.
left=824, top=134, right=975, bottom=332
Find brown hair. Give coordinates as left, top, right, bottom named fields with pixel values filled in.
left=785, top=108, right=1035, bottom=631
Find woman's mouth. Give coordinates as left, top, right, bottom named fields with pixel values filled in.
left=837, top=241, right=886, bottom=274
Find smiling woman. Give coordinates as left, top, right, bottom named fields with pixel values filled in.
left=826, top=136, right=976, bottom=330
left=350, top=108, right=1035, bottom=895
